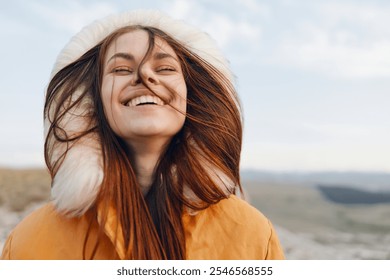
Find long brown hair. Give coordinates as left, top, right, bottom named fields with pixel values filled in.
left=44, top=26, right=243, bottom=259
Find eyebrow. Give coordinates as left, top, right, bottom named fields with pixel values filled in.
left=107, top=52, right=135, bottom=63
left=107, top=51, right=177, bottom=64
left=153, top=52, right=177, bottom=61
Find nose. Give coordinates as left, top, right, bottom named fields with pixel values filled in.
left=138, top=66, right=159, bottom=86
left=129, top=72, right=141, bottom=86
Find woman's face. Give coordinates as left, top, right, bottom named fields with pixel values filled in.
left=101, top=29, right=187, bottom=148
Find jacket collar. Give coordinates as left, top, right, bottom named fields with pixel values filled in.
left=97, top=203, right=126, bottom=260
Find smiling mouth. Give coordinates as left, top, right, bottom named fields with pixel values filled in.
left=124, top=95, right=165, bottom=107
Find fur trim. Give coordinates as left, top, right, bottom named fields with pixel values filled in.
left=45, top=10, right=235, bottom=216
left=51, top=10, right=233, bottom=80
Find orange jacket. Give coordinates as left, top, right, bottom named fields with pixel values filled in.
left=1, top=195, right=284, bottom=260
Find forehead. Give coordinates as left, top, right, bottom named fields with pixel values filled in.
left=104, top=29, right=178, bottom=62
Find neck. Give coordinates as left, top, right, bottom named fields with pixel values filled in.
left=127, top=138, right=169, bottom=195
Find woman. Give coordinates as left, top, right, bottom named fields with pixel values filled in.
left=1, top=10, right=284, bottom=260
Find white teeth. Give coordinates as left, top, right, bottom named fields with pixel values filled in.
left=125, top=95, right=164, bottom=107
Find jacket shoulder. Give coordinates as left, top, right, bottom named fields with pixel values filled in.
left=184, top=195, right=284, bottom=259
left=220, top=195, right=285, bottom=259
left=213, top=195, right=273, bottom=243
left=1, top=203, right=89, bottom=259
left=215, top=195, right=269, bottom=224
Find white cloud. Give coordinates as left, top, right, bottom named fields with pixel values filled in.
left=27, top=1, right=118, bottom=34
left=269, top=2, right=390, bottom=79
left=301, top=123, right=390, bottom=144
left=321, top=2, right=390, bottom=34
left=205, top=14, right=262, bottom=49
left=242, top=119, right=390, bottom=172
left=235, top=0, right=271, bottom=19
left=242, top=140, right=390, bottom=172
left=166, top=0, right=262, bottom=52
left=167, top=0, right=194, bottom=19
left=0, top=15, right=32, bottom=36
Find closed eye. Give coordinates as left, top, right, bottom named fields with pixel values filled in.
left=156, top=66, right=176, bottom=72
left=112, top=67, right=133, bottom=75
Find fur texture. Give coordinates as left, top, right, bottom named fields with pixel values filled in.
left=45, top=10, right=236, bottom=216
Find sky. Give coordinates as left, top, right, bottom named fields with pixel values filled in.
left=0, top=0, right=389, bottom=172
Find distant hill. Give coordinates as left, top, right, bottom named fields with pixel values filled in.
left=318, top=185, right=390, bottom=205
left=241, top=169, right=390, bottom=191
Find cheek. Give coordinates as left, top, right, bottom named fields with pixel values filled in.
left=101, top=76, right=113, bottom=102
left=169, top=75, right=187, bottom=98
left=100, top=77, right=118, bottom=129
left=175, top=79, right=188, bottom=111
left=179, top=82, right=187, bottom=99
left=101, top=75, right=123, bottom=114
left=182, top=84, right=188, bottom=113
left=100, top=85, right=113, bottom=116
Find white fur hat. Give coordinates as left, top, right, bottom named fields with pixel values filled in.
left=45, top=10, right=234, bottom=216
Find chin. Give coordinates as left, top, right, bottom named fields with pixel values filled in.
left=117, top=125, right=182, bottom=141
